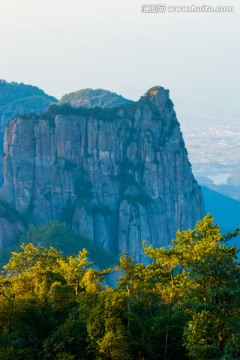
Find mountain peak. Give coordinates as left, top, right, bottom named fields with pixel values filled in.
left=141, top=86, right=170, bottom=110
left=0, top=79, right=57, bottom=107
left=59, top=88, right=132, bottom=109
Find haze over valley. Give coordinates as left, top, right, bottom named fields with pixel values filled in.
left=182, top=116, right=240, bottom=199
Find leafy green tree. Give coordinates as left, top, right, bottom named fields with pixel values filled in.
left=42, top=310, right=88, bottom=360
left=144, top=214, right=240, bottom=360
left=116, top=253, right=187, bottom=360
left=0, top=216, right=239, bottom=360
left=87, top=289, right=132, bottom=360
left=0, top=243, right=96, bottom=358
left=58, top=249, right=95, bottom=295
left=143, top=243, right=187, bottom=360
left=175, top=215, right=240, bottom=359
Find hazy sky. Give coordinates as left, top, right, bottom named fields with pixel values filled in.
left=0, top=0, right=239, bottom=122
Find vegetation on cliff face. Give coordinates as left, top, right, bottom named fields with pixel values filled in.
left=0, top=215, right=239, bottom=360
left=0, top=199, right=28, bottom=225
left=0, top=220, right=117, bottom=270
left=38, top=103, right=121, bottom=122
left=0, top=199, right=27, bottom=261
left=21, top=221, right=117, bottom=269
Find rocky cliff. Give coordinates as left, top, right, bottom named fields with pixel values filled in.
left=0, top=80, right=57, bottom=184
left=1, top=86, right=205, bottom=261
left=0, top=81, right=57, bottom=249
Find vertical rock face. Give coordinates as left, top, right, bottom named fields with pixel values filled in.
left=0, top=80, right=57, bottom=185
left=1, top=86, right=205, bottom=261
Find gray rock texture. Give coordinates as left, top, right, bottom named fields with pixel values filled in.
left=0, top=80, right=57, bottom=185
left=1, top=86, right=205, bottom=261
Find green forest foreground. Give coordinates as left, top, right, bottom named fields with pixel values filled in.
left=0, top=215, right=239, bottom=360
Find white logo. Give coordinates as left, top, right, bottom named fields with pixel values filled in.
left=142, top=4, right=166, bottom=13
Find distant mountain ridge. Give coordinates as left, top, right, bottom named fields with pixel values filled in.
left=0, top=79, right=57, bottom=129
left=0, top=79, right=56, bottom=107
left=58, top=88, right=133, bottom=108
